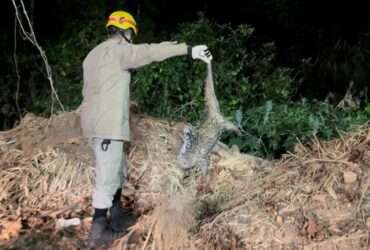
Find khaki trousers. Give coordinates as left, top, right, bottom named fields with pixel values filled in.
left=91, top=138, right=128, bottom=209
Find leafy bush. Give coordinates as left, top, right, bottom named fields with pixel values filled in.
left=4, top=17, right=368, bottom=160
left=6, top=18, right=295, bottom=122
left=46, top=17, right=107, bottom=112
left=132, top=18, right=296, bottom=122
left=226, top=100, right=369, bottom=158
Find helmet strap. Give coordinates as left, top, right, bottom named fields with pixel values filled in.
left=120, top=29, right=133, bottom=43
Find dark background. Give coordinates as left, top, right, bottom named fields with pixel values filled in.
left=2, top=1, right=369, bottom=61
left=1, top=0, right=370, bottom=119
left=2, top=0, right=369, bottom=91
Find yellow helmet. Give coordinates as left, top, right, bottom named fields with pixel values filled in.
left=106, top=11, right=138, bottom=35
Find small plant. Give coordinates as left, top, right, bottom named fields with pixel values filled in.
left=225, top=100, right=369, bottom=158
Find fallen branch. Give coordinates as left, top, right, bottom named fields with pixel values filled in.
left=141, top=218, right=156, bottom=250
left=302, top=159, right=356, bottom=167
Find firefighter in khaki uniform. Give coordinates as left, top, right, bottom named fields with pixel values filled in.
left=81, top=10, right=212, bottom=247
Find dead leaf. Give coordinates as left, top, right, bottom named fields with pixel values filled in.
left=343, top=171, right=357, bottom=184
left=0, top=218, right=22, bottom=241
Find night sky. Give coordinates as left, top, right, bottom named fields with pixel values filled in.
left=1, top=0, right=369, bottom=66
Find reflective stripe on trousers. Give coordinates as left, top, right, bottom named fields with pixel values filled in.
left=91, top=138, right=128, bottom=209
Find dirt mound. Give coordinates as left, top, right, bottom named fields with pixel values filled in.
left=0, top=110, right=198, bottom=248
left=196, top=125, right=370, bottom=250
left=0, top=111, right=369, bottom=249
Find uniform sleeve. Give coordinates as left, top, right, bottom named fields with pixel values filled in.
left=118, top=42, right=188, bottom=70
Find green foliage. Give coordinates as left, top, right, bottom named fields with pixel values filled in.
left=3, top=17, right=368, bottom=160
left=47, top=17, right=106, bottom=111
left=2, top=16, right=107, bottom=118
left=226, top=100, right=369, bottom=158
left=132, top=19, right=368, bottom=158
left=366, top=103, right=370, bottom=115
left=132, top=18, right=296, bottom=122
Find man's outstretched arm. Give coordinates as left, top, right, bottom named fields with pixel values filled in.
left=118, top=42, right=212, bottom=70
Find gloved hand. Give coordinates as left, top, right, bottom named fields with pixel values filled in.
left=190, top=45, right=213, bottom=64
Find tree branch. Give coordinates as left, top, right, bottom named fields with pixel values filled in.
left=11, top=0, right=65, bottom=114
left=13, top=14, right=21, bottom=119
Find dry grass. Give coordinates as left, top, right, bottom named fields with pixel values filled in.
left=1, top=112, right=370, bottom=250
left=141, top=192, right=197, bottom=250
left=128, top=116, right=187, bottom=195
left=197, top=222, right=245, bottom=250
left=197, top=124, right=370, bottom=249
left=0, top=140, right=93, bottom=214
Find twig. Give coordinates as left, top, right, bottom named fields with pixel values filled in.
left=13, top=14, right=21, bottom=119
left=356, top=174, right=370, bottom=213
left=296, top=137, right=309, bottom=155
left=11, top=0, right=64, bottom=114
left=170, top=100, right=195, bottom=119
left=302, top=159, right=355, bottom=167
left=313, top=135, right=324, bottom=158
left=209, top=203, right=248, bottom=229
left=134, top=144, right=151, bottom=185
left=40, top=199, right=83, bottom=218
left=141, top=218, right=156, bottom=250
left=0, top=140, right=17, bottom=146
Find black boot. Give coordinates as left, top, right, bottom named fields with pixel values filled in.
left=110, top=201, right=137, bottom=232
left=87, top=217, right=123, bottom=248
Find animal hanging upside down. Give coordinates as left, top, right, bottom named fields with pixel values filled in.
left=177, top=63, right=240, bottom=174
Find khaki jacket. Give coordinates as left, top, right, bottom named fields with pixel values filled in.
left=80, top=36, right=188, bottom=141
